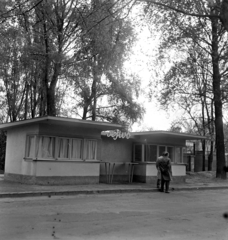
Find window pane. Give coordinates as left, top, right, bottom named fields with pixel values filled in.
left=83, top=140, right=97, bottom=160
left=134, top=145, right=143, bottom=162
left=167, top=146, right=174, bottom=162
left=159, top=146, right=166, bottom=156
left=26, top=136, right=36, bottom=158
left=175, top=147, right=181, bottom=163
left=145, top=145, right=157, bottom=162
left=71, top=139, right=82, bottom=159
left=185, top=141, right=195, bottom=154
left=37, top=136, right=55, bottom=158
left=57, top=138, right=70, bottom=159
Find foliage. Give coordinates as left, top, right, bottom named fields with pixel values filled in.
left=0, top=0, right=145, bottom=168
left=144, top=0, right=227, bottom=178
left=0, top=0, right=143, bottom=127
left=64, top=0, right=144, bottom=126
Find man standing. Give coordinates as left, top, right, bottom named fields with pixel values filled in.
left=156, top=155, right=162, bottom=189
left=156, top=152, right=172, bottom=193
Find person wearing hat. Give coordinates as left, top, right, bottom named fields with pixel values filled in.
left=156, top=151, right=172, bottom=193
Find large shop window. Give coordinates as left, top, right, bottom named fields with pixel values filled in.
left=133, top=144, right=157, bottom=162
left=25, top=135, right=97, bottom=161
left=145, top=145, right=157, bottom=162
left=133, top=144, right=181, bottom=163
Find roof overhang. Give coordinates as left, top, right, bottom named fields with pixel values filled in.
left=0, top=116, right=122, bottom=131
left=131, top=131, right=206, bottom=140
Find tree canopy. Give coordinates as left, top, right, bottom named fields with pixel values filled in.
left=144, top=0, right=228, bottom=178
left=0, top=0, right=144, bottom=128
left=0, top=0, right=228, bottom=178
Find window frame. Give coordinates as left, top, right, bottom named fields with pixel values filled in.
left=24, top=134, right=97, bottom=161
left=144, top=144, right=158, bottom=162
left=25, top=135, right=37, bottom=159
left=71, top=138, right=84, bottom=160
left=56, top=137, right=71, bottom=160
left=174, top=147, right=183, bottom=164
left=133, top=143, right=183, bottom=163
left=36, top=135, right=56, bottom=159
left=158, top=145, right=180, bottom=163
left=133, top=144, right=144, bottom=162
left=83, top=139, right=98, bottom=161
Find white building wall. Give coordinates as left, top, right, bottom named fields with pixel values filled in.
left=5, top=125, right=39, bottom=175
left=171, top=164, right=186, bottom=176
left=36, top=161, right=100, bottom=177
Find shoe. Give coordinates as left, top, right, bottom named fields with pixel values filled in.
left=159, top=189, right=164, bottom=192
left=165, top=191, right=170, bottom=193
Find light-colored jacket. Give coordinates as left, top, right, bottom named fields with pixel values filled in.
left=156, top=156, right=163, bottom=179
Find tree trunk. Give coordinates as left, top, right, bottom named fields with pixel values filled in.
left=40, top=20, right=49, bottom=117
left=201, top=97, right=206, bottom=171
left=40, top=73, right=48, bottom=116
left=92, top=93, right=97, bottom=121
left=24, top=82, right=29, bottom=120
left=208, top=140, right=214, bottom=171
left=91, top=66, right=98, bottom=121
left=47, top=86, right=56, bottom=116
left=82, top=106, right=88, bottom=120
left=208, top=100, right=214, bottom=171
left=202, top=139, right=206, bottom=171
left=31, top=77, right=37, bottom=119
left=211, top=14, right=226, bottom=179
left=82, top=99, right=90, bottom=120
left=47, top=63, right=61, bottom=116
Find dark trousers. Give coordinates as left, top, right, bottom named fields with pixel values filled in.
left=161, top=178, right=170, bottom=192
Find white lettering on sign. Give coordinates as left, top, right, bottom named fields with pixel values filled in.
left=107, top=129, right=131, bottom=140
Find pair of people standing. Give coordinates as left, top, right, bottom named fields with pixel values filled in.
left=156, top=152, right=172, bottom=193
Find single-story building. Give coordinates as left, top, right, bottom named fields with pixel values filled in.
left=0, top=116, right=205, bottom=185
left=100, top=130, right=206, bottom=183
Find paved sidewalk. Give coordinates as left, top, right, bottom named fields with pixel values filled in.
left=0, top=172, right=228, bottom=198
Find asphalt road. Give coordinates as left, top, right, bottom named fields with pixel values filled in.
left=0, top=189, right=228, bottom=240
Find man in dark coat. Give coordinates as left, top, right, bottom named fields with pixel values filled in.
left=156, top=151, right=172, bottom=193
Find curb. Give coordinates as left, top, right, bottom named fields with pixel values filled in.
left=0, top=186, right=228, bottom=198
left=0, top=188, right=158, bottom=198
left=172, top=186, right=228, bottom=191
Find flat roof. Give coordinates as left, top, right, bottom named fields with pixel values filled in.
left=131, top=131, right=206, bottom=140
left=0, top=116, right=122, bottom=131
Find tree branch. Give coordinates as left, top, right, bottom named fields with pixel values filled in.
left=136, top=0, right=219, bottom=18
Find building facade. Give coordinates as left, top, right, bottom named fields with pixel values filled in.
left=0, top=116, right=205, bottom=185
